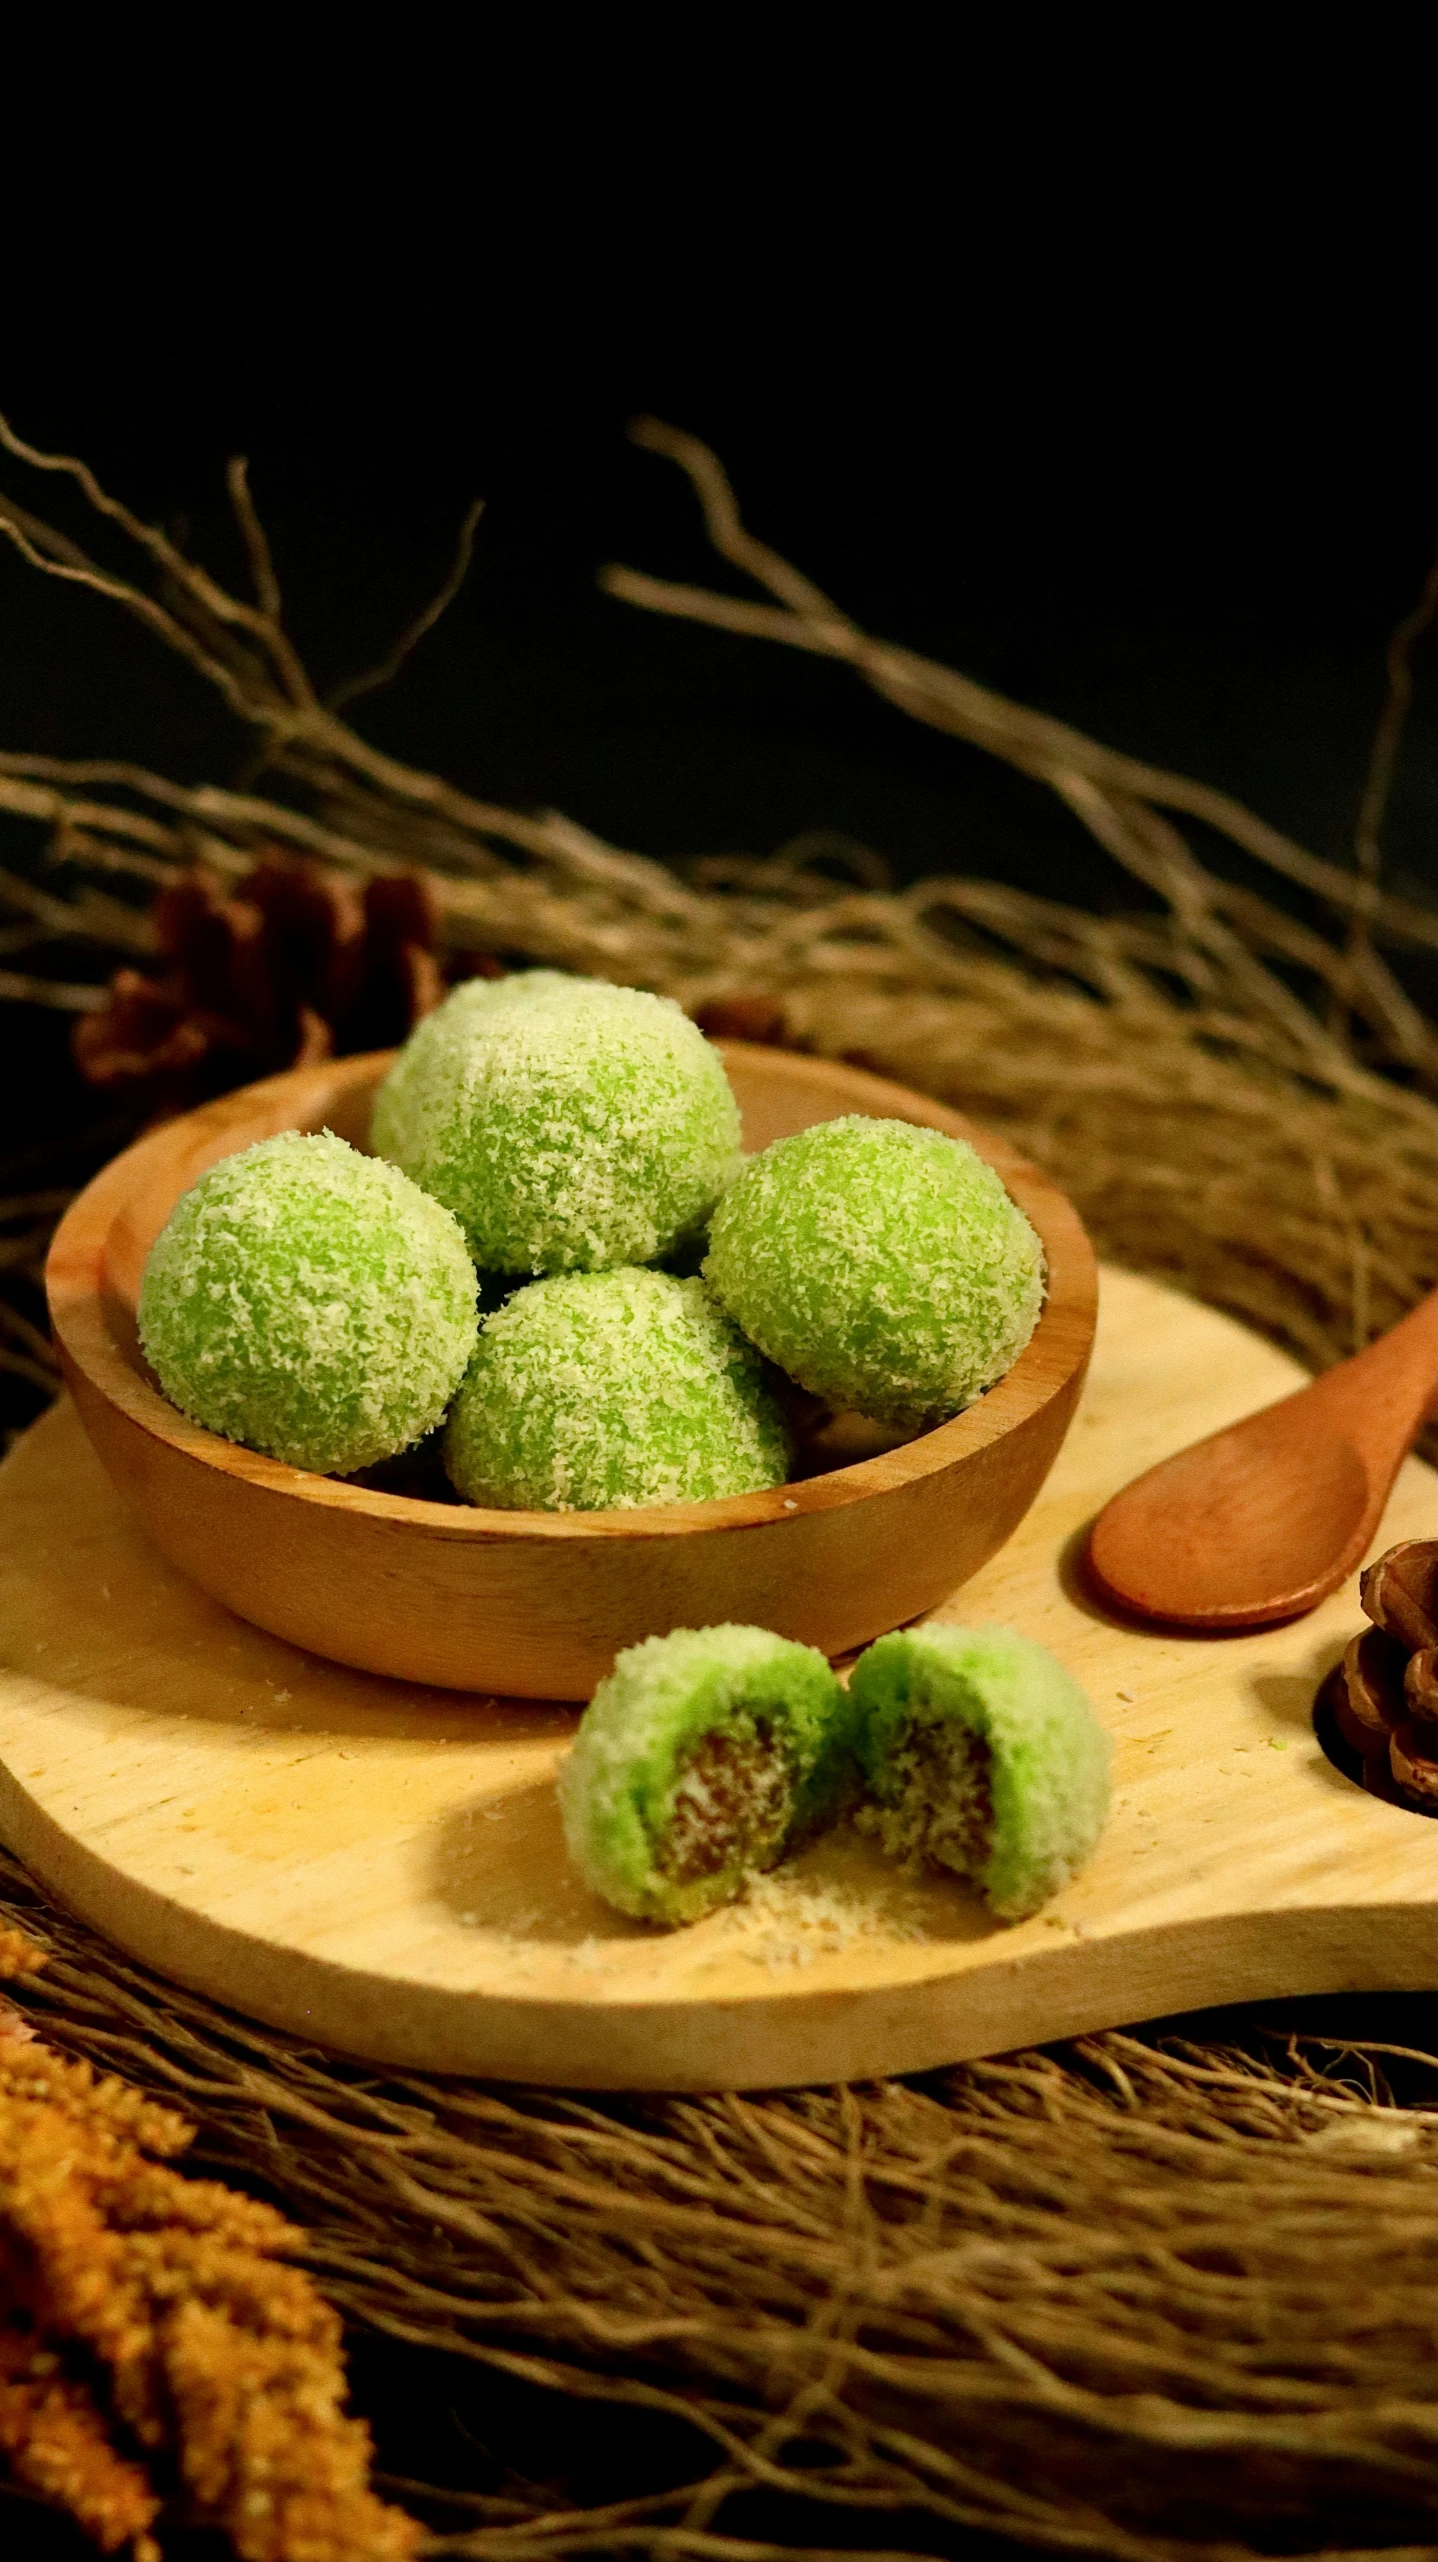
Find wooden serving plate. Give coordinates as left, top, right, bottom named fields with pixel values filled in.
left=1, top=1271, right=1431, bottom=2089
left=45, top=1047, right=1097, bottom=1698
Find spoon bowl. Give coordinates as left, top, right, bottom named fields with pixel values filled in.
left=1087, top=1292, right=1438, bottom=1629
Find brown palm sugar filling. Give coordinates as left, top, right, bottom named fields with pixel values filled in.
left=871, top=1715, right=994, bottom=1876
left=658, top=1717, right=795, bottom=1885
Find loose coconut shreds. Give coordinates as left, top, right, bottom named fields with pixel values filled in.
left=718, top=1860, right=933, bottom=1968
left=138, top=1131, right=477, bottom=1477
left=443, top=1267, right=790, bottom=1511
left=558, top=1624, right=851, bottom=1923
left=370, top=970, right=742, bottom=1273
left=705, top=1115, right=1045, bottom=1427
left=460, top=1855, right=936, bottom=1974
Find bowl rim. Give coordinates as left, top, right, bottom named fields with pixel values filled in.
left=47, top=1043, right=1098, bottom=1544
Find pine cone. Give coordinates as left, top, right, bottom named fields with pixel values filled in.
left=73, top=857, right=446, bottom=1122
left=1331, top=1540, right=1438, bottom=1810
left=694, top=995, right=788, bottom=1044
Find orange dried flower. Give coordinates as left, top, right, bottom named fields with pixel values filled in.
left=1, top=1927, right=418, bottom=2560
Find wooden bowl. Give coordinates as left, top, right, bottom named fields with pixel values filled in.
left=46, top=1045, right=1097, bottom=1697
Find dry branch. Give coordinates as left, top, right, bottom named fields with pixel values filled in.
left=603, top=420, right=1438, bottom=962
left=0, top=419, right=1436, bottom=1394
left=0, top=416, right=1434, bottom=1408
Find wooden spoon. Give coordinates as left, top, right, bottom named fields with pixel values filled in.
left=1086, top=1292, right=1438, bottom=1629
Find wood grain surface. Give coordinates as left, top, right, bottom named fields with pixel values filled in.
left=2, top=1269, right=1432, bottom=2091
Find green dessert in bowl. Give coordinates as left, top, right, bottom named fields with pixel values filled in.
left=372, top=970, right=740, bottom=1276
left=705, top=1114, right=1044, bottom=1430
left=443, top=1267, right=789, bottom=1512
left=138, top=1129, right=477, bottom=1477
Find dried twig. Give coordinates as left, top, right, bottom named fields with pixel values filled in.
left=603, top=420, right=1438, bottom=962
left=0, top=417, right=1434, bottom=1392
left=1337, top=545, right=1438, bottom=1045
left=328, top=499, right=486, bottom=713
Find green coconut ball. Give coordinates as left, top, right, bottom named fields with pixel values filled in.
left=559, top=1624, right=853, bottom=1924
left=848, top=1624, right=1111, bottom=1920
left=704, top=1116, right=1045, bottom=1429
left=370, top=970, right=741, bottom=1275
left=443, top=1266, right=791, bottom=1512
left=138, top=1130, right=478, bottom=1476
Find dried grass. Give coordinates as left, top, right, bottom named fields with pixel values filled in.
left=1, top=419, right=1436, bottom=2556
left=1, top=1851, right=1434, bottom=2562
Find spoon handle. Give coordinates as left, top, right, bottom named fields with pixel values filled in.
left=1302, top=1290, right=1438, bottom=1449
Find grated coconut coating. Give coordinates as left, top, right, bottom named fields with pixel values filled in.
left=370, top=970, right=741, bottom=1273
left=443, top=1266, right=790, bottom=1511
left=849, top=1624, right=1111, bottom=1919
left=559, top=1624, right=853, bottom=1923
left=138, top=1130, right=478, bottom=1476
left=704, top=1115, right=1045, bottom=1428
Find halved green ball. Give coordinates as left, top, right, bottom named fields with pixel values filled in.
left=138, top=1131, right=478, bottom=1476
left=849, top=1623, right=1111, bottom=1919
left=443, top=1267, right=790, bottom=1511
left=559, top=1624, right=852, bottom=1923
left=371, top=970, right=741, bottom=1274
left=704, top=1115, right=1044, bottom=1429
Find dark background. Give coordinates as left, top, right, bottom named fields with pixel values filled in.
left=3, top=257, right=1434, bottom=1447
left=3, top=240, right=1434, bottom=907
left=2, top=209, right=1435, bottom=2555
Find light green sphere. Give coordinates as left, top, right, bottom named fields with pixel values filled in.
left=443, top=1267, right=790, bottom=1511
left=559, top=1625, right=852, bottom=1924
left=138, top=1131, right=478, bottom=1475
left=370, top=971, right=741, bottom=1274
left=849, top=1623, right=1111, bottom=1919
left=704, top=1115, right=1044, bottom=1429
